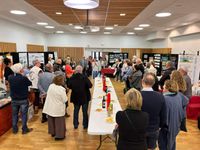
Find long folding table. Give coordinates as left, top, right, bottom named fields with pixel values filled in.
left=88, top=77, right=122, bottom=149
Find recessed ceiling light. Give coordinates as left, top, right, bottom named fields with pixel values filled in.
left=56, top=31, right=64, bottom=33
left=120, top=13, right=126, bottom=16
left=155, top=12, right=171, bottom=17
left=45, top=26, right=55, bottom=29
left=104, top=32, right=111, bottom=34
left=139, top=24, right=150, bottom=27
left=10, top=10, right=26, bottom=15
left=37, top=22, right=48, bottom=26
left=74, top=25, right=83, bottom=29
left=90, top=26, right=100, bottom=32
left=68, top=23, right=73, bottom=26
left=127, top=32, right=135, bottom=35
left=164, top=28, right=173, bottom=31
left=114, top=24, right=118, bottom=27
left=56, top=12, right=62, bottom=15
left=104, top=26, right=114, bottom=30
left=134, top=27, right=143, bottom=31
left=80, top=31, right=87, bottom=34
left=182, top=22, right=191, bottom=26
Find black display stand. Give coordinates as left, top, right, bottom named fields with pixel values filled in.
left=108, top=52, right=128, bottom=66
left=142, top=53, right=179, bottom=76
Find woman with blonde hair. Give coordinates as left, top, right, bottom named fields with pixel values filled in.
left=171, top=70, right=187, bottom=93
left=116, top=88, right=149, bottom=150
left=159, top=80, right=187, bottom=150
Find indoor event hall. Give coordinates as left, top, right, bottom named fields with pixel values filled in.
left=0, top=0, right=200, bottom=150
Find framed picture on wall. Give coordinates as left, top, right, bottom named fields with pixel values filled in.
left=28, top=53, right=44, bottom=66
left=19, top=53, right=28, bottom=67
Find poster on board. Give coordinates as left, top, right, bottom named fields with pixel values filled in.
left=28, top=53, right=44, bottom=66
left=178, top=55, right=200, bottom=84
left=19, top=53, right=28, bottom=67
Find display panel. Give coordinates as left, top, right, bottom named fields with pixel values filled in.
left=28, top=53, right=44, bottom=66
left=19, top=53, right=28, bottom=67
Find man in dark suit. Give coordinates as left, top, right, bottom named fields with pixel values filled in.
left=159, top=61, right=175, bottom=89
left=68, top=65, right=92, bottom=129
left=141, top=73, right=166, bottom=150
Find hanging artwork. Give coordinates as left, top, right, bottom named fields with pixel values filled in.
left=19, top=53, right=28, bottom=67
left=28, top=53, right=44, bottom=66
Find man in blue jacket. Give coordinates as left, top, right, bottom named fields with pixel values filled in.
left=8, top=63, right=32, bottom=134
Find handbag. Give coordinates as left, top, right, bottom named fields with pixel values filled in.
left=112, top=126, right=119, bottom=144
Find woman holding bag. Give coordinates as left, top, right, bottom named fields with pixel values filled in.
left=115, top=88, right=149, bottom=150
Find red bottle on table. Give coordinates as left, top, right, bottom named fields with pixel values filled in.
left=107, top=92, right=111, bottom=110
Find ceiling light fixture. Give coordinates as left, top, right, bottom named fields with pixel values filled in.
left=63, top=0, right=99, bottom=10
left=139, top=24, right=150, bottom=27
left=74, top=25, right=83, bottom=29
left=134, top=27, right=143, bottom=31
left=45, top=26, right=55, bottom=29
left=114, top=24, right=118, bottom=27
left=56, top=31, right=64, bottom=33
left=127, top=32, right=135, bottom=35
left=155, top=12, right=171, bottom=17
left=37, top=22, right=48, bottom=26
left=80, top=31, right=87, bottom=34
left=90, top=26, right=100, bottom=32
left=10, top=10, right=26, bottom=15
left=120, top=13, right=126, bottom=16
left=182, top=23, right=190, bottom=26
left=104, top=32, right=111, bottom=34
left=68, top=23, right=73, bottom=26
left=104, top=26, right=114, bottom=30
left=56, top=12, right=62, bottom=15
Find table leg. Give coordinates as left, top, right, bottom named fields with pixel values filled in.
left=96, top=135, right=102, bottom=150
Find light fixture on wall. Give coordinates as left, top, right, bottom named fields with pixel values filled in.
left=63, top=0, right=99, bottom=10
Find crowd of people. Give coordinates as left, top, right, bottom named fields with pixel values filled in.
left=113, top=57, right=192, bottom=150
left=4, top=56, right=93, bottom=140
left=2, top=54, right=193, bottom=149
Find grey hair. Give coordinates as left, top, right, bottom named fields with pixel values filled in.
left=75, top=65, right=83, bottom=74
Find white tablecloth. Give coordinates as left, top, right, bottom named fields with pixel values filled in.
left=88, top=77, right=122, bottom=135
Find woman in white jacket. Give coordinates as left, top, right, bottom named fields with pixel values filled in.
left=43, top=75, right=67, bottom=140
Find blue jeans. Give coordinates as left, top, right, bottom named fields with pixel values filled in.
left=92, top=71, right=98, bottom=79
left=11, top=100, right=29, bottom=132
left=73, top=102, right=89, bottom=128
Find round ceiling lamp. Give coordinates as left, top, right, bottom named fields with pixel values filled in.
left=63, top=0, right=99, bottom=9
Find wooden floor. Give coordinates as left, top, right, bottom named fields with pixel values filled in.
left=0, top=79, right=200, bottom=150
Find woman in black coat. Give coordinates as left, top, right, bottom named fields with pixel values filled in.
left=68, top=65, right=92, bottom=129
left=116, top=88, right=149, bottom=150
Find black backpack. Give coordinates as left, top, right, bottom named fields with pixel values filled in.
left=198, top=116, right=200, bottom=130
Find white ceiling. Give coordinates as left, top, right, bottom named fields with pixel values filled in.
left=0, top=0, right=200, bottom=35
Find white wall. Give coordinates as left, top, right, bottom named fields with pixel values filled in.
left=1, top=18, right=200, bottom=55
left=0, top=18, right=47, bottom=52
left=149, top=23, right=200, bottom=54
left=46, top=34, right=150, bottom=49
left=149, top=33, right=200, bottom=54
left=169, top=33, right=200, bottom=54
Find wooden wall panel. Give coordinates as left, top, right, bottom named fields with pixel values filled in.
left=0, top=42, right=16, bottom=52
left=121, top=48, right=137, bottom=60
left=48, top=47, right=84, bottom=63
left=152, top=48, right=171, bottom=54
left=27, top=44, right=44, bottom=52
